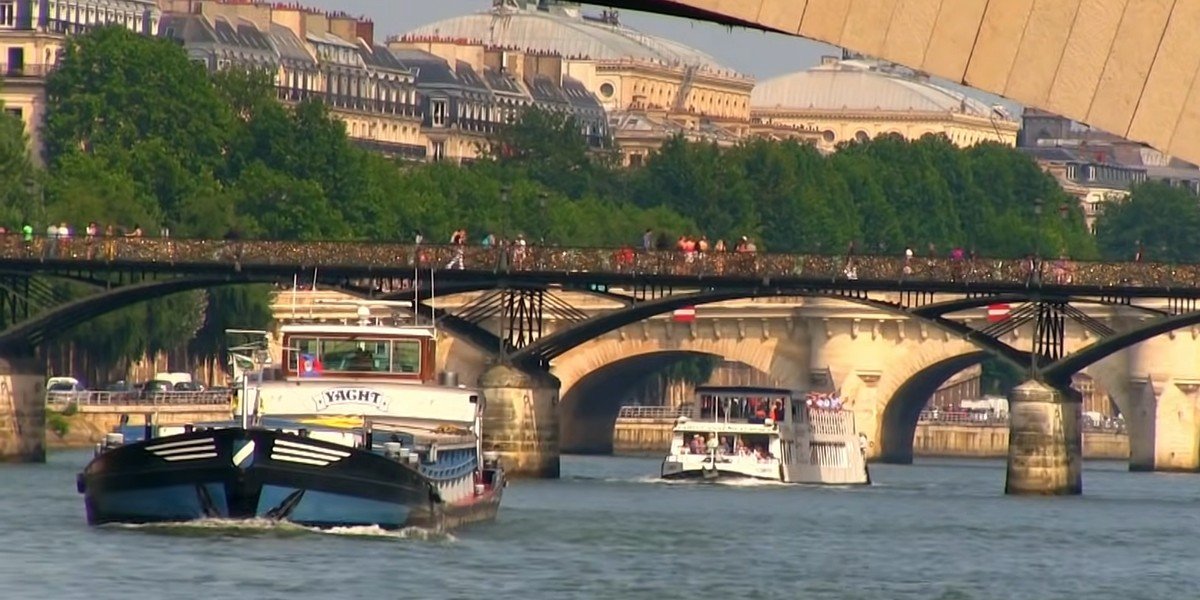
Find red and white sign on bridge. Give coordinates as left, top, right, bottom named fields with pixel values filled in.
left=986, top=303, right=1011, bottom=323
left=672, top=306, right=697, bottom=323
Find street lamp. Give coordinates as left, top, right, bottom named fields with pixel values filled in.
left=1033, top=197, right=1044, bottom=261
left=499, top=185, right=511, bottom=242
left=538, top=192, right=549, bottom=245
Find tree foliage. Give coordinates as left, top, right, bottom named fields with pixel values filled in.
left=1094, top=181, right=1200, bottom=263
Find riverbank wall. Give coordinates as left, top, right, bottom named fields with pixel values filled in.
left=612, top=418, right=1129, bottom=460
left=45, top=404, right=232, bottom=449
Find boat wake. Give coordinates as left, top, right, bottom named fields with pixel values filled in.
left=103, top=518, right=456, bottom=542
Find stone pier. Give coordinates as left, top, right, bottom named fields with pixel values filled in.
left=1005, top=380, right=1082, bottom=495
left=0, top=357, right=46, bottom=463
left=479, top=364, right=561, bottom=478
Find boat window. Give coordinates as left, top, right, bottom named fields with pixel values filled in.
left=392, top=339, right=421, bottom=374
left=319, top=339, right=389, bottom=372
left=680, top=433, right=775, bottom=462
left=698, top=394, right=786, bottom=423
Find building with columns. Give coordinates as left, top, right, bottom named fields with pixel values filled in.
left=750, top=57, right=1020, bottom=152
left=397, top=0, right=754, bottom=166
left=160, top=0, right=606, bottom=165
left=0, top=0, right=160, bottom=161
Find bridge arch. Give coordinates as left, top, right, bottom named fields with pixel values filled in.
left=876, top=351, right=988, bottom=464
left=0, top=275, right=281, bottom=354
left=558, top=350, right=728, bottom=453
left=515, top=288, right=1034, bottom=370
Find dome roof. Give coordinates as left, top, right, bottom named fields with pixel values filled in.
left=400, top=3, right=743, bottom=78
left=751, top=60, right=1005, bottom=119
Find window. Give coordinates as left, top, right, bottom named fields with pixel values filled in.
left=599, top=82, right=614, bottom=98
left=4, top=107, right=22, bottom=120
left=6, top=47, right=23, bottom=74
left=431, top=99, right=447, bottom=127
left=0, top=2, right=14, bottom=28
left=431, top=140, right=445, bottom=162
left=393, top=340, right=421, bottom=374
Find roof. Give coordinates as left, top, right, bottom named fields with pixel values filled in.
left=751, top=60, right=1010, bottom=119
left=401, top=2, right=743, bottom=77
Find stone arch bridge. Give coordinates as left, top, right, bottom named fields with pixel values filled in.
left=428, top=289, right=1187, bottom=474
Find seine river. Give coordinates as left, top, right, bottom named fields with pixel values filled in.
left=2, top=451, right=1197, bottom=600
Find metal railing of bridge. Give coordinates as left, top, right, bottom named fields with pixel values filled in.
left=45, top=390, right=233, bottom=406
left=616, top=405, right=695, bottom=419
left=918, top=410, right=1126, bottom=433
left=6, top=235, right=1197, bottom=290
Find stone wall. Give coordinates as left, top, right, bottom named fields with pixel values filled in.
left=0, top=365, right=45, bottom=462
left=612, top=417, right=677, bottom=456
left=913, top=423, right=1128, bottom=460
left=45, top=405, right=233, bottom=449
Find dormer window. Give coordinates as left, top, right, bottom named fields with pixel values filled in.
left=431, top=99, right=448, bottom=127
left=0, top=1, right=16, bottom=28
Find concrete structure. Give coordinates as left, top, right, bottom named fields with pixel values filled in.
left=0, top=356, right=44, bottom=462
left=1005, top=380, right=1082, bottom=495
left=479, top=363, right=560, bottom=478
left=46, top=402, right=231, bottom=448
left=361, top=290, right=1174, bottom=469
left=912, top=423, right=1126, bottom=461
left=0, top=0, right=160, bottom=161
left=608, top=0, right=1200, bottom=167
left=751, top=56, right=1019, bottom=151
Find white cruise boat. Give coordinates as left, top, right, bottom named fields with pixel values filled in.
left=660, top=386, right=870, bottom=485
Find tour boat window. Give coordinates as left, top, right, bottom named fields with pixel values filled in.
left=392, top=339, right=421, bottom=374
left=699, top=394, right=787, bottom=423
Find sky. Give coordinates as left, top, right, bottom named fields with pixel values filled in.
left=305, top=0, right=839, bottom=80
left=303, top=0, right=1019, bottom=111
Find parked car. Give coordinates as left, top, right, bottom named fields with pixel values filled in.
left=140, top=380, right=176, bottom=394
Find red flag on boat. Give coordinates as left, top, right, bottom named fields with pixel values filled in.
left=986, top=303, right=1011, bottom=323
left=672, top=306, right=697, bottom=323
left=299, top=353, right=323, bottom=377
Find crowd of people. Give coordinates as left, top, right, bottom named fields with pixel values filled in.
left=0, top=222, right=155, bottom=259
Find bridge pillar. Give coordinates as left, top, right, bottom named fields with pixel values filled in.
left=0, top=356, right=45, bottom=463
left=479, top=364, right=560, bottom=479
left=1126, top=376, right=1200, bottom=472
left=1005, top=380, right=1082, bottom=495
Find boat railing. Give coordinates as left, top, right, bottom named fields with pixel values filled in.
left=808, top=407, right=854, bottom=436
left=45, top=390, right=233, bottom=406
left=616, top=405, right=695, bottom=420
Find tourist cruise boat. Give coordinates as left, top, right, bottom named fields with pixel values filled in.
left=660, top=386, right=870, bottom=485
left=76, top=304, right=504, bottom=531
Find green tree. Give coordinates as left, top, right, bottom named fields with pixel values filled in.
left=1095, top=181, right=1200, bottom=263
left=0, top=99, right=40, bottom=227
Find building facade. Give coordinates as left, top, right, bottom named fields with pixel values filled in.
left=750, top=57, right=1020, bottom=152
left=160, top=0, right=606, bottom=165
left=1019, top=108, right=1200, bottom=228
left=0, top=0, right=159, bottom=161
left=398, top=0, right=753, bottom=165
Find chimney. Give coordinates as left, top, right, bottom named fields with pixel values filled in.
left=355, top=20, right=374, bottom=47
left=328, top=14, right=360, bottom=44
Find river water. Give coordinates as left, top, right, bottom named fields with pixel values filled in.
left=1, top=451, right=1197, bottom=600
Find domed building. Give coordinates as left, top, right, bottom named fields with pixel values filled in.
left=393, top=0, right=755, bottom=165
left=751, top=58, right=1020, bottom=151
